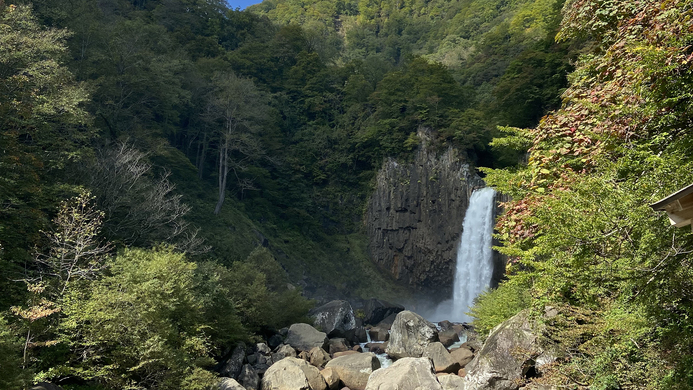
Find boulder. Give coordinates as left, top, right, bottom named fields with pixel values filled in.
left=385, top=311, right=439, bottom=359
left=423, top=342, right=461, bottom=373
left=221, top=343, right=247, bottom=378
left=367, top=326, right=389, bottom=342
left=343, top=326, right=369, bottom=345
left=220, top=378, right=246, bottom=390
left=310, top=300, right=357, bottom=337
left=450, top=347, right=474, bottom=368
left=262, top=357, right=327, bottom=390
left=365, top=342, right=387, bottom=354
left=253, top=363, right=271, bottom=376
left=439, top=330, right=460, bottom=347
left=257, top=343, right=272, bottom=355
left=376, top=313, right=398, bottom=330
left=328, top=338, right=350, bottom=354
left=438, top=320, right=454, bottom=332
left=238, top=365, right=260, bottom=390
left=309, top=347, right=332, bottom=368
left=299, top=351, right=311, bottom=361
left=439, top=374, right=466, bottom=390
left=364, top=357, right=443, bottom=390
left=333, top=350, right=359, bottom=358
left=352, top=345, right=363, bottom=352
left=272, top=344, right=297, bottom=363
left=286, top=324, right=329, bottom=352
left=363, top=299, right=405, bottom=326
left=451, top=324, right=465, bottom=336
left=464, top=310, right=555, bottom=390
left=320, top=367, right=340, bottom=390
left=325, top=352, right=381, bottom=390
left=268, top=334, right=284, bottom=350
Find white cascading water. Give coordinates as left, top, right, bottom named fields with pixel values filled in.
left=450, top=187, right=496, bottom=323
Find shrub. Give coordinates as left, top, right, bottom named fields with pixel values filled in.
left=468, top=278, right=532, bottom=339
left=59, top=247, right=217, bottom=390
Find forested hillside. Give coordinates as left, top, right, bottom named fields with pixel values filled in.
left=472, top=0, right=693, bottom=388
left=4, top=0, right=691, bottom=387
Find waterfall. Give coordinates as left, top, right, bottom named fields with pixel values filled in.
left=451, top=187, right=496, bottom=323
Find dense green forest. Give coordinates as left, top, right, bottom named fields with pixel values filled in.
left=2, top=0, right=691, bottom=387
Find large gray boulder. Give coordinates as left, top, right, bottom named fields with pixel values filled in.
left=364, top=357, right=443, bottom=390
left=262, top=357, right=327, bottom=390
left=423, top=342, right=460, bottom=373
left=220, top=378, right=246, bottom=390
left=363, top=299, right=405, bottom=326
left=308, top=347, right=332, bottom=368
left=238, top=364, right=260, bottom=390
left=385, top=310, right=439, bottom=359
left=272, top=344, right=297, bottom=363
left=367, top=326, right=389, bottom=342
left=320, top=367, right=340, bottom=390
left=464, top=310, right=555, bottom=390
left=438, top=330, right=460, bottom=347
left=450, top=347, right=474, bottom=368
left=285, top=323, right=329, bottom=352
left=439, top=374, right=466, bottom=390
left=221, top=343, right=247, bottom=378
left=309, top=300, right=357, bottom=337
left=325, top=352, right=381, bottom=390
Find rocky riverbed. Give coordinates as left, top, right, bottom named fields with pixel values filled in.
left=213, top=299, right=558, bottom=390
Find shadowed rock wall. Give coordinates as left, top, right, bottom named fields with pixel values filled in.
left=365, top=131, right=487, bottom=296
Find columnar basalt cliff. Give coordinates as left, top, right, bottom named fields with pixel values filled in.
left=365, top=131, right=486, bottom=296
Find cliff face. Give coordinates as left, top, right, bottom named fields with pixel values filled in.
left=365, top=133, right=486, bottom=296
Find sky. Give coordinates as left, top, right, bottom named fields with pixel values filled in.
left=226, top=0, right=261, bottom=10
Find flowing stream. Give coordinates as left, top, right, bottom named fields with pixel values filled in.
left=450, top=187, right=496, bottom=322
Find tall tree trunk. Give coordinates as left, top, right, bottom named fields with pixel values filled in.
left=214, top=132, right=229, bottom=215
left=196, top=131, right=209, bottom=180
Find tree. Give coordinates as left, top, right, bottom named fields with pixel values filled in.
left=59, top=247, right=218, bottom=389
left=204, top=72, right=268, bottom=214
left=0, top=3, right=92, bottom=265
left=83, top=142, right=207, bottom=253
left=36, top=191, right=111, bottom=295
left=0, top=314, right=29, bottom=390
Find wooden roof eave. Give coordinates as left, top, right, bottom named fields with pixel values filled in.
left=650, top=183, right=693, bottom=211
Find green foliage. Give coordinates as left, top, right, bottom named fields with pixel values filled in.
left=59, top=247, right=218, bottom=389
left=480, top=0, right=693, bottom=387
left=468, top=279, right=532, bottom=339
left=0, top=3, right=92, bottom=265
left=0, top=315, right=29, bottom=390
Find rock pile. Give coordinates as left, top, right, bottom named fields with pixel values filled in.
left=213, top=301, right=551, bottom=390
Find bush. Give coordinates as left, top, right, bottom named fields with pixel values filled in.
left=468, top=278, right=532, bottom=339
left=60, top=247, right=217, bottom=390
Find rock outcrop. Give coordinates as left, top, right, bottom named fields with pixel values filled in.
left=366, top=129, right=486, bottom=295
left=364, top=357, right=443, bottom=390
left=464, top=310, right=556, bottom=390
left=386, top=310, right=439, bottom=359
